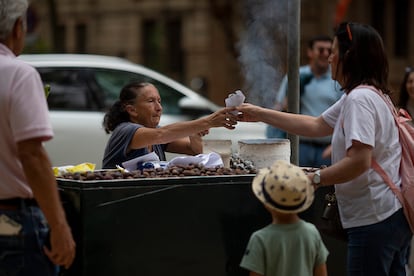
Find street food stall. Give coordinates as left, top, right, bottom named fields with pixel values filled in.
left=56, top=162, right=347, bottom=276
left=57, top=173, right=270, bottom=276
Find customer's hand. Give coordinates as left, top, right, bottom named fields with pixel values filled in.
left=236, top=103, right=261, bottom=122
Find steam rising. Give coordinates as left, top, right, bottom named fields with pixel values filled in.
left=238, top=0, right=288, bottom=108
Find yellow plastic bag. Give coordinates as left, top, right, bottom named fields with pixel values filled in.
left=53, top=162, right=96, bottom=177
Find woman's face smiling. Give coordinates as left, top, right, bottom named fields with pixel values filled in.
left=130, top=84, right=162, bottom=128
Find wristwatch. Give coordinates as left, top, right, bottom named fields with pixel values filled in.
left=312, top=170, right=321, bottom=186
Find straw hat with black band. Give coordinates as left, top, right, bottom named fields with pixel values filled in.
left=252, top=160, right=314, bottom=214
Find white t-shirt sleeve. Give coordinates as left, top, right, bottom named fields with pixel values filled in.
left=342, top=90, right=376, bottom=150
left=322, top=94, right=345, bottom=128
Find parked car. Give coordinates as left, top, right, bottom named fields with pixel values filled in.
left=19, top=54, right=267, bottom=168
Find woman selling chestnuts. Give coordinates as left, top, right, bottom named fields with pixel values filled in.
left=102, top=82, right=237, bottom=169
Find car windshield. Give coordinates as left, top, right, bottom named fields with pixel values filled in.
left=38, top=67, right=186, bottom=115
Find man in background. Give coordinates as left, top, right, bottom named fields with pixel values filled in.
left=267, top=35, right=342, bottom=168
left=0, top=0, right=75, bottom=274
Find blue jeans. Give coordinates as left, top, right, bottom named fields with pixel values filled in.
left=266, top=125, right=287, bottom=139
left=347, top=208, right=412, bottom=276
left=0, top=201, right=58, bottom=276
left=299, top=142, right=331, bottom=167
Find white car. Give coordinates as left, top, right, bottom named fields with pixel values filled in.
left=19, top=54, right=267, bottom=168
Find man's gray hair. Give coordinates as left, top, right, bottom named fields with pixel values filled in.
left=0, top=0, right=28, bottom=41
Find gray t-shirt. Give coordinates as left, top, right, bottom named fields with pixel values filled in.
left=102, top=122, right=167, bottom=169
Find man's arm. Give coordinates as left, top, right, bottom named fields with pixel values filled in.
left=17, top=138, right=75, bottom=269
left=314, top=263, right=328, bottom=276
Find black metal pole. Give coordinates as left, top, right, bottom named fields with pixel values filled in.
left=287, top=0, right=300, bottom=165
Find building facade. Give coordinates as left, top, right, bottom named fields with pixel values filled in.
left=27, top=0, right=413, bottom=105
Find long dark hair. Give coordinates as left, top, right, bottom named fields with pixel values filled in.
left=102, top=82, right=152, bottom=133
left=398, top=67, right=413, bottom=109
left=334, top=22, right=390, bottom=95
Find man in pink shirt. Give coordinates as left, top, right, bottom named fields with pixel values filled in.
left=0, top=0, right=75, bottom=274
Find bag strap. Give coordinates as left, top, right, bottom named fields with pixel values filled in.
left=356, top=85, right=404, bottom=204
left=299, top=72, right=313, bottom=95
left=356, top=85, right=399, bottom=118
left=371, top=158, right=404, bottom=205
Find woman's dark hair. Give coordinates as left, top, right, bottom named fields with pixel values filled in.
left=102, top=82, right=152, bottom=133
left=398, top=67, right=413, bottom=108
left=334, top=22, right=390, bottom=95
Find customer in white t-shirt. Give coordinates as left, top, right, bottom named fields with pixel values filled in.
left=236, top=21, right=412, bottom=276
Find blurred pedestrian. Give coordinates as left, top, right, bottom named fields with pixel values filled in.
left=240, top=160, right=328, bottom=276
left=0, top=0, right=76, bottom=274
left=398, top=66, right=414, bottom=276
left=102, top=82, right=237, bottom=169
left=398, top=66, right=414, bottom=118
left=236, top=21, right=412, bottom=275
left=267, top=35, right=342, bottom=168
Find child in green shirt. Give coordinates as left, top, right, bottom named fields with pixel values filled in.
left=240, top=160, right=329, bottom=276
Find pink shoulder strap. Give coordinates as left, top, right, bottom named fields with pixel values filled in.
left=356, top=85, right=398, bottom=117
left=371, top=158, right=403, bottom=204
left=358, top=85, right=404, bottom=203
